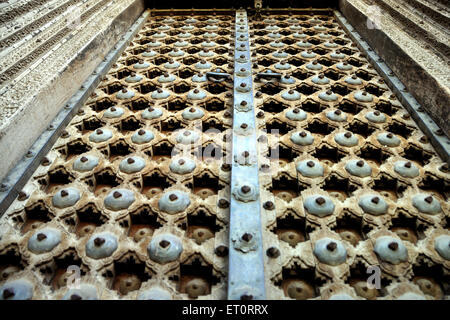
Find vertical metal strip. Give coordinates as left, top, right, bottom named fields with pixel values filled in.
left=227, top=9, right=266, bottom=300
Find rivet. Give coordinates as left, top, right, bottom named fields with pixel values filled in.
left=263, top=201, right=274, bottom=210
left=307, top=161, right=315, bottom=168
left=18, top=191, right=28, bottom=201
left=218, top=199, right=229, bottom=208
left=439, top=164, right=448, bottom=173
left=215, top=245, right=229, bottom=257
left=169, top=194, right=178, bottom=201
left=37, top=233, right=47, bottom=241
left=371, top=196, right=380, bottom=204
left=241, top=185, right=251, bottom=194
left=242, top=233, right=252, bottom=242
left=266, top=247, right=280, bottom=258
left=388, top=242, right=398, bottom=251
left=424, top=196, right=433, bottom=204
left=41, top=157, right=51, bottom=166
left=315, top=197, right=325, bottom=205
left=60, top=190, right=69, bottom=197
left=326, top=241, right=337, bottom=251
left=159, top=240, right=170, bottom=248
left=3, top=289, right=15, bottom=299
left=242, top=151, right=249, bottom=158
left=94, top=237, right=105, bottom=246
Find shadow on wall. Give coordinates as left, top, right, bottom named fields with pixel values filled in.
left=144, top=0, right=338, bottom=9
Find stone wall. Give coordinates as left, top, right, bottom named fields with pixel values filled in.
left=0, top=0, right=145, bottom=181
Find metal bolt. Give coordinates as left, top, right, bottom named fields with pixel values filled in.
left=113, top=191, right=122, bottom=199
left=127, top=158, right=135, bottom=164
left=240, top=123, right=248, bottom=129
left=344, top=132, right=352, bottom=138
left=242, top=151, right=249, bottom=158
left=307, top=161, right=315, bottom=168
left=41, top=157, right=51, bottom=166
left=404, top=162, right=412, bottom=168
left=266, top=247, right=280, bottom=258
left=242, top=233, right=252, bottom=242
left=315, top=197, right=326, bottom=205
left=37, top=233, right=47, bottom=241
left=299, top=131, right=307, bottom=138
left=263, top=201, right=274, bottom=210
left=424, top=196, right=433, bottom=204
left=18, top=191, right=28, bottom=201
left=326, top=241, right=337, bottom=251
left=60, top=190, right=69, bottom=197
left=218, top=199, right=229, bottom=208
left=439, top=164, right=448, bottom=173
left=138, top=129, right=146, bottom=136
left=159, top=240, right=170, bottom=248
left=371, top=197, right=380, bottom=204
left=94, top=237, right=105, bottom=246
left=388, top=242, right=398, bottom=251
left=241, top=185, right=251, bottom=194
left=1, top=287, right=17, bottom=300
left=169, top=194, right=178, bottom=201
left=215, top=245, right=229, bottom=257
left=258, top=135, right=267, bottom=143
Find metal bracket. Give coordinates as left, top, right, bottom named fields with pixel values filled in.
left=255, top=72, right=282, bottom=81
left=206, top=71, right=231, bottom=83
